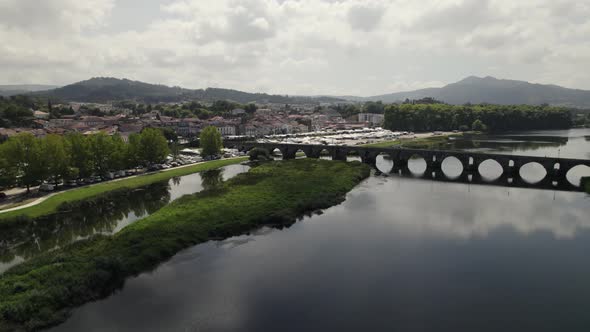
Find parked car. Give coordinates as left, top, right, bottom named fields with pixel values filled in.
left=65, top=180, right=78, bottom=187
left=103, top=172, right=114, bottom=180
left=39, top=183, right=55, bottom=192
left=0, top=192, right=7, bottom=201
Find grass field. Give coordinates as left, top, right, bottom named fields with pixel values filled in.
left=0, top=159, right=370, bottom=331
left=0, top=158, right=247, bottom=221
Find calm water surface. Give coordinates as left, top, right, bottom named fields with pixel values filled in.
left=51, top=129, right=589, bottom=331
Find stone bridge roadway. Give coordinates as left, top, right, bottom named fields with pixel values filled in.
left=227, top=142, right=590, bottom=192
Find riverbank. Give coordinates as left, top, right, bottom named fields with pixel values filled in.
left=0, top=158, right=247, bottom=221
left=362, top=132, right=462, bottom=148
left=0, top=159, right=370, bottom=331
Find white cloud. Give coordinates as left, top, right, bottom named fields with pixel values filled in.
left=1, top=0, right=589, bottom=95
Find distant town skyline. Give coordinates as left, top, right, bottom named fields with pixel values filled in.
left=1, top=0, right=589, bottom=96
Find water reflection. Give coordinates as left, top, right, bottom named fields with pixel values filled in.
left=53, top=172, right=590, bottom=332
left=0, top=164, right=250, bottom=274
left=51, top=130, right=590, bottom=332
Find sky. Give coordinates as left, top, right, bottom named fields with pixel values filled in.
left=0, top=0, right=589, bottom=96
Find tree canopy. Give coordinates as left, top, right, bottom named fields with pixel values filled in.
left=0, top=129, right=171, bottom=191
left=383, top=103, right=572, bottom=132
left=199, top=126, right=223, bottom=157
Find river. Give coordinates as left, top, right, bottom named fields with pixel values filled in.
left=35, top=129, right=590, bottom=331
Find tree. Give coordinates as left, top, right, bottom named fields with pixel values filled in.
left=0, top=142, right=17, bottom=189
left=126, top=133, right=142, bottom=168
left=88, top=132, right=114, bottom=174
left=3, top=133, right=45, bottom=193
left=471, top=119, right=487, bottom=132
left=43, top=134, right=69, bottom=185
left=65, top=132, right=92, bottom=178
left=159, top=127, right=178, bottom=142
left=170, top=142, right=181, bottom=161
left=110, top=134, right=127, bottom=171
left=140, top=128, right=169, bottom=165
left=244, top=103, right=257, bottom=114
left=248, top=147, right=271, bottom=161
left=199, top=126, right=223, bottom=157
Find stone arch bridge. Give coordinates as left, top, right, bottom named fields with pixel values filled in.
left=228, top=142, right=590, bottom=191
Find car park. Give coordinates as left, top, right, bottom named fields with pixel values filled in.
left=65, top=180, right=78, bottom=187
left=39, top=183, right=55, bottom=192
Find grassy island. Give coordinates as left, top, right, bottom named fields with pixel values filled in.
left=0, top=158, right=248, bottom=221
left=0, top=159, right=370, bottom=331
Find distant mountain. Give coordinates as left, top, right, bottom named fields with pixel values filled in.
left=0, top=84, right=59, bottom=97
left=37, top=77, right=343, bottom=104
left=358, top=76, right=590, bottom=108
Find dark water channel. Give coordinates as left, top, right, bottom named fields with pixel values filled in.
left=46, top=129, right=590, bottom=331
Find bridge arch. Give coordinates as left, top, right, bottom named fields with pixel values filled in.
left=566, top=164, right=590, bottom=187
left=441, top=156, right=463, bottom=179
left=478, top=159, right=503, bottom=182
left=407, top=153, right=427, bottom=176
left=375, top=152, right=394, bottom=174
left=519, top=162, right=547, bottom=184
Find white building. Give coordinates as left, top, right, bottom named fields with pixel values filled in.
left=358, top=113, right=384, bottom=126
left=217, top=125, right=236, bottom=136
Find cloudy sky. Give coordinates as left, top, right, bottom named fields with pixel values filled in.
left=1, top=0, right=589, bottom=96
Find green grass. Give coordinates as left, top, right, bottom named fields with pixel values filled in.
left=0, top=158, right=247, bottom=221
left=0, top=159, right=370, bottom=331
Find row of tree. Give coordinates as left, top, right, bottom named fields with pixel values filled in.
left=0, top=128, right=169, bottom=192
left=383, top=104, right=572, bottom=132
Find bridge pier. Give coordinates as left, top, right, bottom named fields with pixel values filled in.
left=331, top=148, right=348, bottom=161
left=392, top=158, right=408, bottom=173
left=280, top=147, right=297, bottom=160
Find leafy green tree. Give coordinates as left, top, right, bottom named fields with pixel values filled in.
left=170, top=142, right=181, bottom=161
left=110, top=134, right=128, bottom=171
left=248, top=147, right=271, bottom=161
left=3, top=133, right=45, bottom=193
left=126, top=133, right=142, bottom=168
left=140, top=128, right=169, bottom=165
left=471, top=119, right=487, bottom=132
left=244, top=103, right=257, bottom=114
left=200, top=126, right=223, bottom=157
left=159, top=127, right=178, bottom=142
left=43, top=134, right=69, bottom=185
left=65, top=132, right=92, bottom=178
left=88, top=132, right=114, bottom=174
left=0, top=142, right=17, bottom=189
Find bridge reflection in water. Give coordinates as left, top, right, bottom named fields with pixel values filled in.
left=231, top=142, right=590, bottom=193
